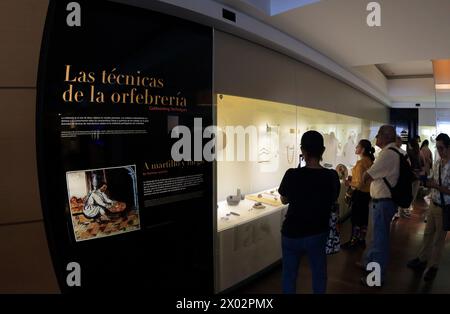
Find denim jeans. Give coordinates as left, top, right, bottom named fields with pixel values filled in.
left=363, top=199, right=397, bottom=281
left=282, top=232, right=328, bottom=294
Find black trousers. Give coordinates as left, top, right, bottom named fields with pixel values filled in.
left=351, top=190, right=371, bottom=227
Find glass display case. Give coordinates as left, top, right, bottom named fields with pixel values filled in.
left=215, top=94, right=383, bottom=292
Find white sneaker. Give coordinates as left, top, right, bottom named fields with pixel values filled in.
left=392, top=213, right=400, bottom=221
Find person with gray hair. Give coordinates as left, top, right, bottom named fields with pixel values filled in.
left=359, top=125, right=400, bottom=286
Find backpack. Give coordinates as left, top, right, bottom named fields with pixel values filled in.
left=383, top=148, right=415, bottom=208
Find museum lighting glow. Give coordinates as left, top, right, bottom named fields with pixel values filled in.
left=432, top=60, right=450, bottom=90
left=435, top=84, right=450, bottom=90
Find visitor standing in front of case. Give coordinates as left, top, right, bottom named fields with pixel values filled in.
left=420, top=139, right=433, bottom=177
left=360, top=125, right=399, bottom=286
left=407, top=133, right=450, bottom=281
left=392, top=136, right=410, bottom=220
left=406, top=138, right=425, bottom=215
left=342, top=140, right=375, bottom=250
left=278, top=131, right=340, bottom=294
left=420, top=139, right=434, bottom=222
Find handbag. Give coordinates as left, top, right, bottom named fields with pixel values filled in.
left=326, top=203, right=341, bottom=255
left=344, top=186, right=354, bottom=205
left=438, top=164, right=450, bottom=231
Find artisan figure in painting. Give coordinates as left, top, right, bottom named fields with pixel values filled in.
left=83, top=183, right=126, bottom=222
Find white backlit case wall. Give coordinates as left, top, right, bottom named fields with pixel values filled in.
left=217, top=94, right=382, bottom=202
left=215, top=94, right=383, bottom=292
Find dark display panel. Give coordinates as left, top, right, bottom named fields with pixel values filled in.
left=390, top=108, right=419, bottom=142
left=37, top=0, right=213, bottom=292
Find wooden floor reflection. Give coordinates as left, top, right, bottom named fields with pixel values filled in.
left=233, top=199, right=450, bottom=294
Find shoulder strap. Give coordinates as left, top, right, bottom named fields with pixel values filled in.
left=388, top=147, right=402, bottom=156
left=383, top=147, right=402, bottom=191
left=383, top=177, right=393, bottom=190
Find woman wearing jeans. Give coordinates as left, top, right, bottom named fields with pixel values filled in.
left=279, top=131, right=340, bottom=294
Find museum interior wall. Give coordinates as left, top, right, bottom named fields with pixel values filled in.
left=0, top=0, right=59, bottom=293
left=214, top=31, right=390, bottom=123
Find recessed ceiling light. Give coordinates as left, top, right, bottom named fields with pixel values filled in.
left=435, top=84, right=450, bottom=90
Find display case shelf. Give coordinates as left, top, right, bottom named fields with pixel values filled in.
left=217, top=188, right=287, bottom=232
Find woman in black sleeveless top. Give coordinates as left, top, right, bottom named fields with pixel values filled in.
left=279, top=131, right=340, bottom=294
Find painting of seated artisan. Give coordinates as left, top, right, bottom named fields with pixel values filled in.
left=66, top=165, right=141, bottom=242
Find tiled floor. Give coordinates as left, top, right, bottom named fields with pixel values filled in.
left=234, top=199, right=450, bottom=294
left=71, top=209, right=140, bottom=241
